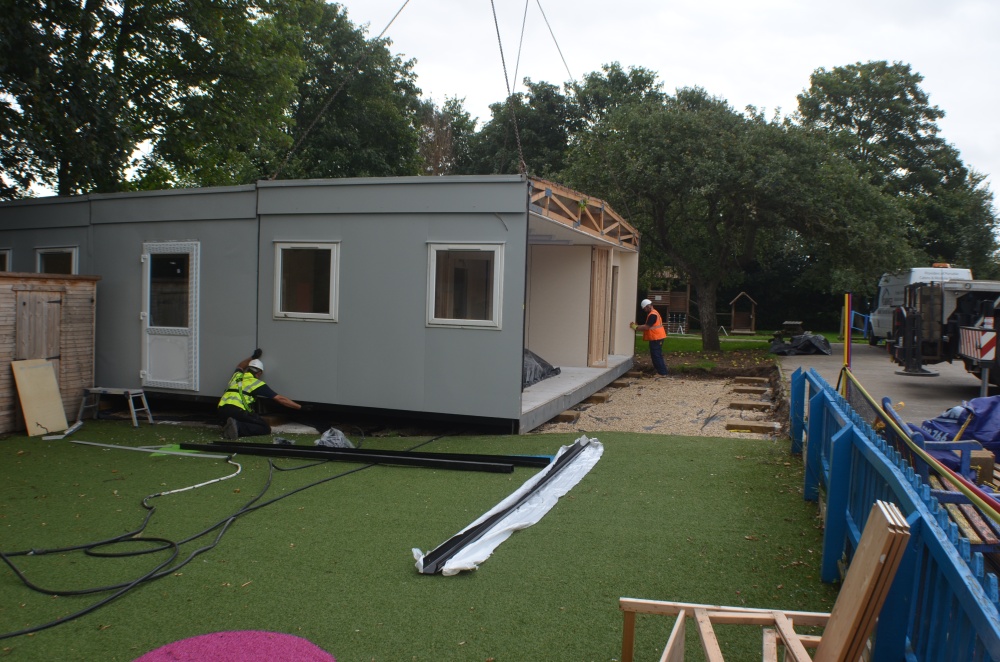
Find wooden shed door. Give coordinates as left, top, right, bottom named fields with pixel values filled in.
left=588, top=248, right=610, bottom=367
left=15, top=290, right=62, bottom=376
left=141, top=242, right=200, bottom=391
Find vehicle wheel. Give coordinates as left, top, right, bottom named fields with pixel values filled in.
left=867, top=322, right=879, bottom=346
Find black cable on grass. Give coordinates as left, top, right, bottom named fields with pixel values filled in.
left=0, top=433, right=451, bottom=640
left=0, top=541, right=179, bottom=640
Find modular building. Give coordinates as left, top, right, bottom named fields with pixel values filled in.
left=0, top=175, right=640, bottom=432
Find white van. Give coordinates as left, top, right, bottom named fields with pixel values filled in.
left=869, top=266, right=973, bottom=343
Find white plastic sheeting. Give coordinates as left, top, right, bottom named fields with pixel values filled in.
left=412, top=435, right=603, bottom=576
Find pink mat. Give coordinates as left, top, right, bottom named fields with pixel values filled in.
left=134, top=630, right=334, bottom=662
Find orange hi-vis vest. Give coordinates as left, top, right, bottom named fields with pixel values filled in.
left=643, top=308, right=667, bottom=341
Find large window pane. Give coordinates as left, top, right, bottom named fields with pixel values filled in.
left=149, top=253, right=189, bottom=328
left=274, top=243, right=338, bottom=321
left=434, top=250, right=493, bottom=320
left=37, top=248, right=75, bottom=274
left=428, top=244, right=502, bottom=328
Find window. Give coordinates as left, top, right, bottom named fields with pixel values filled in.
left=274, top=242, right=339, bottom=321
left=149, top=253, right=190, bottom=328
left=427, top=243, right=503, bottom=328
left=36, top=247, right=77, bottom=274
left=0, top=249, right=9, bottom=272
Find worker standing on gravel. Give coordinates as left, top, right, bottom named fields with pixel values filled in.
left=631, top=299, right=669, bottom=377
left=218, top=349, right=302, bottom=439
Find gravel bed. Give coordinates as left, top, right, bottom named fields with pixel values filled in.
left=533, top=373, right=782, bottom=438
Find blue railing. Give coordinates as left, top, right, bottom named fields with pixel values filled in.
left=851, top=310, right=871, bottom=338
left=790, top=367, right=1000, bottom=660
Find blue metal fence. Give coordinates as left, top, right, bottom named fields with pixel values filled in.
left=790, top=366, right=1000, bottom=660
left=851, top=310, right=871, bottom=339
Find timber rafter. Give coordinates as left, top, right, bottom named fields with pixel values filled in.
left=528, top=177, right=639, bottom=250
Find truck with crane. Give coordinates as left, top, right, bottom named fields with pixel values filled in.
left=869, top=265, right=1000, bottom=393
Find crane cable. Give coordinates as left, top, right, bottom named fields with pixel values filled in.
left=534, top=0, right=573, bottom=82
left=490, top=0, right=527, bottom=175
left=512, top=0, right=530, bottom=93
left=270, top=0, right=412, bottom=180
left=505, top=0, right=643, bottom=238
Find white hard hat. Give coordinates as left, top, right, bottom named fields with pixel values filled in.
left=640, top=299, right=652, bottom=308
left=248, top=359, right=264, bottom=372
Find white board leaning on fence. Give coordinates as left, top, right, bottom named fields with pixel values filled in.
left=11, top=359, right=68, bottom=436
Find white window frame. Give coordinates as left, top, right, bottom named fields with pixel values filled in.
left=35, top=246, right=78, bottom=274
left=426, top=242, right=504, bottom=329
left=0, top=248, right=10, bottom=272
left=273, top=241, right=339, bottom=322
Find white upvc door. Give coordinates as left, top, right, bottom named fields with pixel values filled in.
left=140, top=241, right=200, bottom=390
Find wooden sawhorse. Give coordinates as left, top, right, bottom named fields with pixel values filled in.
left=78, top=387, right=154, bottom=427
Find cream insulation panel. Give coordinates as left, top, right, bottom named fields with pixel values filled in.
left=526, top=244, right=593, bottom=367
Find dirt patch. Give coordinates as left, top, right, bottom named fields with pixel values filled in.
left=535, top=351, right=786, bottom=438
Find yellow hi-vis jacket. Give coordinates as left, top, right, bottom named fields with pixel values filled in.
left=217, top=371, right=266, bottom=412
left=643, top=308, right=667, bottom=341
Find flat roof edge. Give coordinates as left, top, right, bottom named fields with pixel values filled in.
left=256, top=175, right=527, bottom=188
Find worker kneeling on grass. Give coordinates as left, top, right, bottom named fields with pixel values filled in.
left=218, top=349, right=302, bottom=439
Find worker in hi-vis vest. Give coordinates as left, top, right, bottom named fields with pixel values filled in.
left=630, top=299, right=669, bottom=377
left=218, top=349, right=301, bottom=439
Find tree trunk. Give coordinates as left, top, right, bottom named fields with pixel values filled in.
left=695, top=282, right=722, bottom=351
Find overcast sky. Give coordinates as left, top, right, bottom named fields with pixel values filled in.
left=352, top=0, right=999, bottom=196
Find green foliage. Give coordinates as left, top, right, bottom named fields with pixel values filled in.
left=415, top=96, right=478, bottom=175
left=0, top=0, right=305, bottom=196
left=273, top=2, right=423, bottom=180
left=573, top=62, right=666, bottom=127
left=458, top=79, right=580, bottom=176
left=568, top=87, right=908, bottom=351
left=798, top=61, right=945, bottom=191
left=0, top=0, right=425, bottom=196
left=139, top=0, right=304, bottom=188
left=797, top=60, right=999, bottom=275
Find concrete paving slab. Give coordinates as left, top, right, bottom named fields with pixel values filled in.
left=778, top=343, right=992, bottom=425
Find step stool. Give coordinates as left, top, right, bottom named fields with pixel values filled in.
left=78, top=387, right=154, bottom=427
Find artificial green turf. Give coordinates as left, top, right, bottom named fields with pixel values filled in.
left=0, top=421, right=837, bottom=661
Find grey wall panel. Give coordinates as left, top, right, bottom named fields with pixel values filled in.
left=90, top=186, right=257, bottom=224
left=257, top=207, right=528, bottom=419
left=1, top=177, right=540, bottom=422
left=0, top=226, right=91, bottom=273
left=258, top=177, right=528, bottom=216
left=0, top=197, right=91, bottom=231
left=90, top=219, right=259, bottom=395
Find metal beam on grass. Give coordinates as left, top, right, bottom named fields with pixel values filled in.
left=178, top=442, right=516, bottom=473
left=215, top=441, right=552, bottom=468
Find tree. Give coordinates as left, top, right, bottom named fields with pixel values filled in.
left=415, top=97, right=477, bottom=175
left=0, top=0, right=303, bottom=197
left=797, top=61, right=999, bottom=275
left=459, top=79, right=579, bottom=177
left=138, top=1, right=304, bottom=188
left=271, top=2, right=423, bottom=180
left=566, top=88, right=911, bottom=350
left=572, top=62, right=665, bottom=128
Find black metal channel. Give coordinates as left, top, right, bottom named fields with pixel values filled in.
left=178, top=443, right=514, bottom=474
left=211, top=441, right=552, bottom=468
left=417, top=438, right=592, bottom=574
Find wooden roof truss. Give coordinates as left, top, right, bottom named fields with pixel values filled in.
left=528, top=177, right=639, bottom=250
